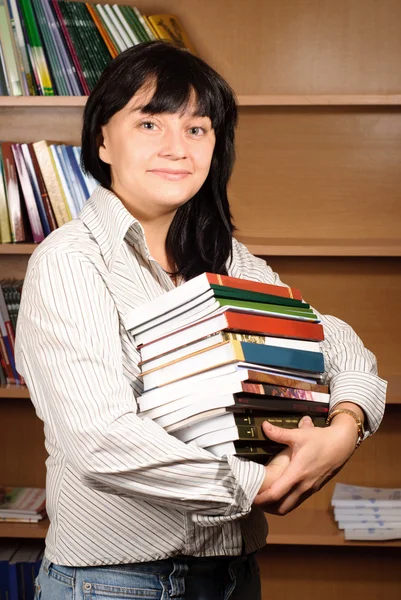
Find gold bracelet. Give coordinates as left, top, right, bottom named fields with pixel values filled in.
left=326, top=408, right=365, bottom=449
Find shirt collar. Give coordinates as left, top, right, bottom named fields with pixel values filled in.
left=79, top=186, right=147, bottom=272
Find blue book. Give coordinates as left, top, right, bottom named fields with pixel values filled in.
left=0, top=542, right=20, bottom=600
left=65, top=145, right=90, bottom=202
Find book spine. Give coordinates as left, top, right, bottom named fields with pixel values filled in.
left=96, top=4, right=126, bottom=53
left=122, top=6, right=147, bottom=43
left=51, top=0, right=90, bottom=94
left=226, top=310, right=325, bottom=341
left=1, top=142, right=25, bottom=242
left=0, top=0, right=22, bottom=95
left=234, top=340, right=325, bottom=374
left=20, top=143, right=51, bottom=237
left=49, top=145, right=77, bottom=219
left=86, top=3, right=118, bottom=59
left=207, top=273, right=303, bottom=301
left=32, top=141, right=71, bottom=226
left=0, top=147, right=12, bottom=243
left=19, top=0, right=54, bottom=95
left=241, top=381, right=329, bottom=403
left=112, top=4, right=140, bottom=45
left=5, top=0, right=29, bottom=95
left=11, top=143, right=45, bottom=243
left=132, top=7, right=155, bottom=40
left=235, top=395, right=329, bottom=415
left=211, top=284, right=308, bottom=308
left=27, top=143, right=57, bottom=232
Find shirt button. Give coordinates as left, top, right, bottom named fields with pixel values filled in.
left=83, top=582, right=92, bottom=591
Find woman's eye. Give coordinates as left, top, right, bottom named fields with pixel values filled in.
left=141, top=122, right=156, bottom=130
left=189, top=127, right=206, bottom=136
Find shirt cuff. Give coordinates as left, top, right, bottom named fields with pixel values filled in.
left=329, top=370, right=387, bottom=436
left=191, top=456, right=265, bottom=527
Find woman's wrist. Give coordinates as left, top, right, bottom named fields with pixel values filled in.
left=326, top=402, right=366, bottom=448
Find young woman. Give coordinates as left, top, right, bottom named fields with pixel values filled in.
left=15, top=41, right=387, bottom=600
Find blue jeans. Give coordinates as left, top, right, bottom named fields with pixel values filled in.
left=35, top=553, right=261, bottom=599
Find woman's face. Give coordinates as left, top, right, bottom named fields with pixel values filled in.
left=99, top=85, right=216, bottom=218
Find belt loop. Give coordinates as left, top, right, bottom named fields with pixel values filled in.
left=168, top=559, right=188, bottom=599
left=41, top=556, right=51, bottom=575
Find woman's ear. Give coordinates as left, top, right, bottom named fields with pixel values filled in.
left=98, top=127, right=111, bottom=165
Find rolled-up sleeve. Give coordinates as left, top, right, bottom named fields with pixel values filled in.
left=231, top=239, right=387, bottom=436
left=15, top=250, right=265, bottom=526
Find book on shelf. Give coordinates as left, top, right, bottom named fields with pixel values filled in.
left=130, top=272, right=328, bottom=463
left=1, top=540, right=44, bottom=600
left=0, top=0, right=196, bottom=96
left=331, top=483, right=401, bottom=541
left=0, top=139, right=97, bottom=245
left=0, top=486, right=46, bottom=521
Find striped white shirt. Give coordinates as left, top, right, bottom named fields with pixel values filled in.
left=15, top=186, right=387, bottom=567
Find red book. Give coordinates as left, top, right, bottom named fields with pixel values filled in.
left=50, top=0, right=91, bottom=95
left=1, top=143, right=25, bottom=242
left=27, top=143, right=58, bottom=232
left=11, top=144, right=45, bottom=244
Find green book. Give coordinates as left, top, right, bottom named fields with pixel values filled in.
left=216, top=298, right=317, bottom=319
left=210, top=284, right=309, bottom=309
left=18, top=0, right=54, bottom=95
left=122, top=5, right=148, bottom=42
left=58, top=1, right=96, bottom=90
left=30, top=0, right=68, bottom=95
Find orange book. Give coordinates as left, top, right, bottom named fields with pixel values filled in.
left=86, top=4, right=118, bottom=59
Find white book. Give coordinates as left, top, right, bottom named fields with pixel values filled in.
left=188, top=424, right=247, bottom=449
left=96, top=4, right=127, bottom=53
left=338, top=520, right=401, bottom=529
left=344, top=527, right=401, bottom=541
left=332, top=483, right=401, bottom=508
left=334, top=508, right=401, bottom=519
left=104, top=4, right=132, bottom=49
left=112, top=5, right=140, bottom=45
left=174, top=412, right=240, bottom=443
left=142, top=331, right=321, bottom=371
left=133, top=6, right=157, bottom=40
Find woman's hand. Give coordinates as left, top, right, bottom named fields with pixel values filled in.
left=254, top=412, right=359, bottom=515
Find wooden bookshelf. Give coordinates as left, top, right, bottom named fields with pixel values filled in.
left=1, top=510, right=399, bottom=548
left=1, top=1, right=401, bottom=597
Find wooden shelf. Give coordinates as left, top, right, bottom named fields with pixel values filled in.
left=266, top=508, right=401, bottom=547
left=235, top=237, right=401, bottom=257
left=1, top=94, right=401, bottom=108
left=1, top=510, right=399, bottom=547
left=2, top=238, right=401, bottom=257
left=0, top=386, right=30, bottom=399
left=0, top=518, right=48, bottom=539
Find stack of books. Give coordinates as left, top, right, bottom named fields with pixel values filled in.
left=0, top=540, right=44, bottom=600
left=0, top=140, right=97, bottom=245
left=0, top=0, right=196, bottom=97
left=0, top=487, right=46, bottom=523
left=127, top=272, right=330, bottom=463
left=332, top=483, right=401, bottom=541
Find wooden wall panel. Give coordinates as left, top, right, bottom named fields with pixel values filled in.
left=231, top=107, right=401, bottom=241
left=128, top=0, right=401, bottom=95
